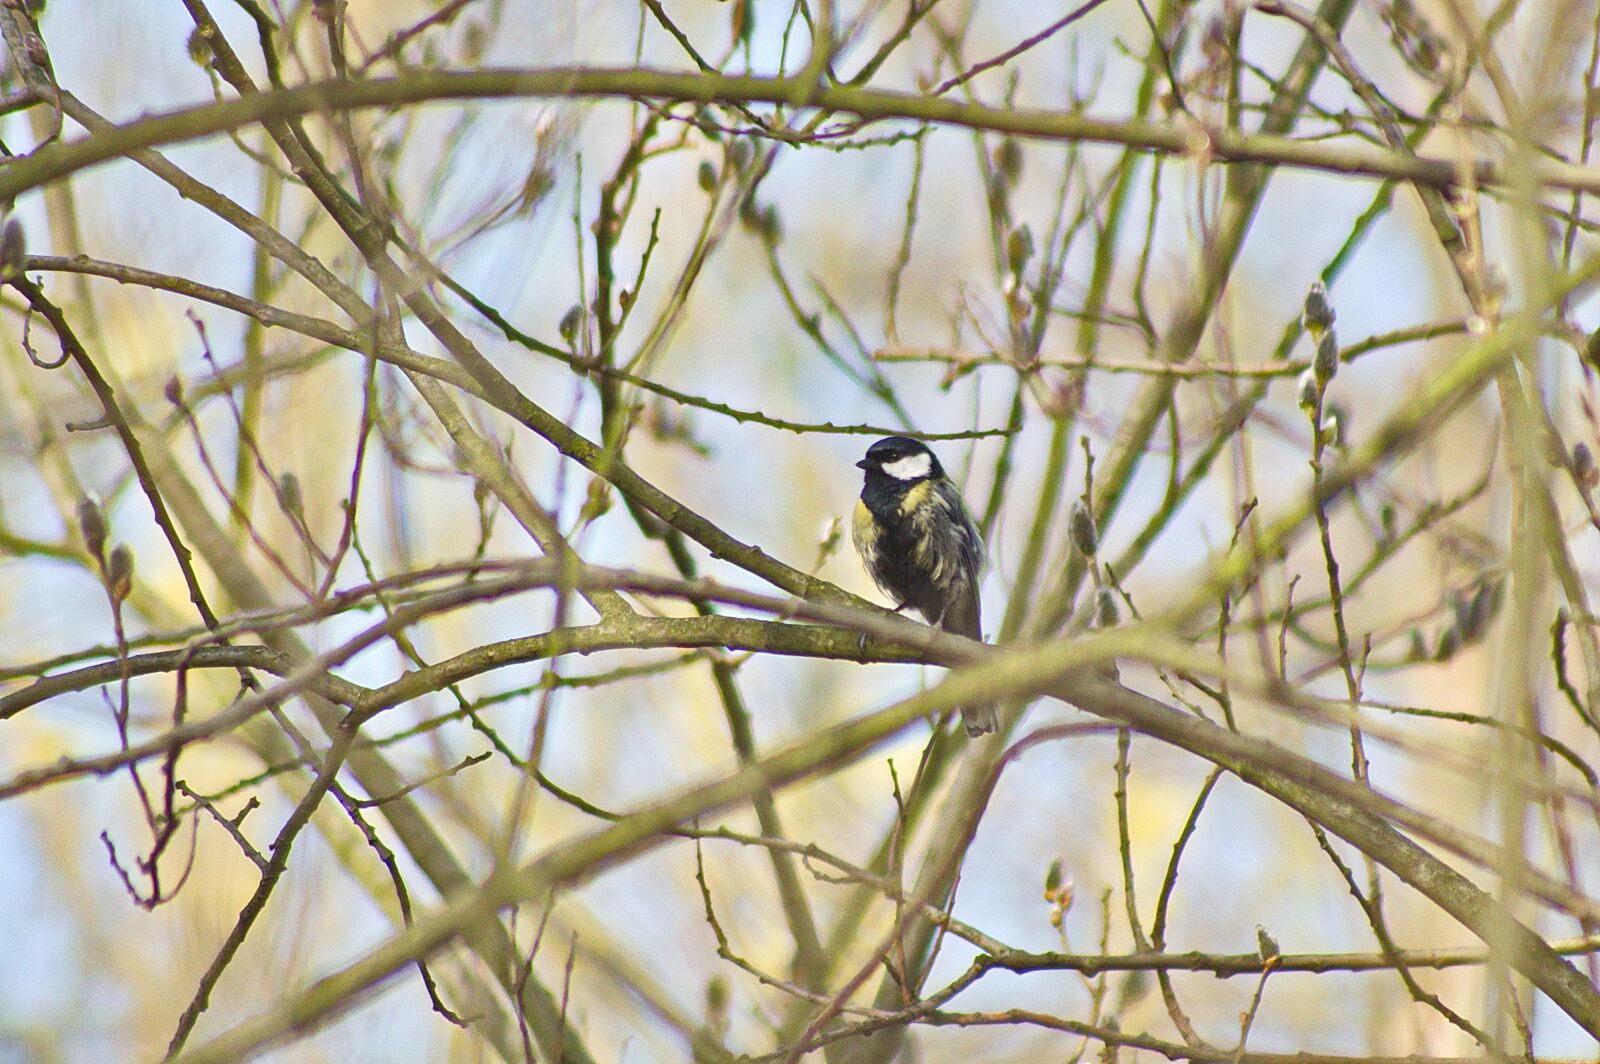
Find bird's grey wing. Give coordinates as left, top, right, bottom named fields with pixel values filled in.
left=930, top=481, right=984, bottom=581
left=928, top=482, right=994, bottom=735
left=928, top=480, right=984, bottom=638
left=940, top=580, right=982, bottom=640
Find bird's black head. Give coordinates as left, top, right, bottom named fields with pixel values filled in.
left=856, top=436, right=942, bottom=483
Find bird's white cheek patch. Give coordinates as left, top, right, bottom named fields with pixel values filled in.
left=881, top=453, right=932, bottom=480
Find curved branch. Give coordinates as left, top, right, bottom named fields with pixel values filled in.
left=1060, top=676, right=1600, bottom=1040
left=169, top=633, right=1600, bottom=1063
left=11, top=561, right=1594, bottom=924
left=27, top=255, right=1005, bottom=441
left=9, top=66, right=1600, bottom=206
left=0, top=645, right=312, bottom=720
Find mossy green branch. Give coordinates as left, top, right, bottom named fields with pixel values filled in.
left=169, top=626, right=1600, bottom=1064
left=14, top=560, right=1594, bottom=1046
left=9, top=66, right=1600, bottom=204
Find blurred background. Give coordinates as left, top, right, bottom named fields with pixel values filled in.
left=0, top=0, right=1597, bottom=1060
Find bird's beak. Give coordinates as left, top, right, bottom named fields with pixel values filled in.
left=855, top=458, right=872, bottom=471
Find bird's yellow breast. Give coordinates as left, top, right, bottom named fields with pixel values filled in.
left=898, top=480, right=933, bottom=518
left=852, top=498, right=879, bottom=554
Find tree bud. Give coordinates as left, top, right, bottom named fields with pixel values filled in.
left=0, top=217, right=26, bottom=279
left=77, top=497, right=107, bottom=558
left=558, top=305, right=582, bottom=343
left=1313, top=330, right=1339, bottom=385
left=1296, top=369, right=1319, bottom=411
left=1095, top=586, right=1119, bottom=627
left=1068, top=500, right=1098, bottom=556
left=1303, top=280, right=1335, bottom=334
left=107, top=545, right=134, bottom=602
left=1006, top=224, right=1034, bottom=277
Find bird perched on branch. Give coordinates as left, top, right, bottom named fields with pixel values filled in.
left=852, top=436, right=994, bottom=736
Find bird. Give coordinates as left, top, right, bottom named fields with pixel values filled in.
left=852, top=436, right=995, bottom=736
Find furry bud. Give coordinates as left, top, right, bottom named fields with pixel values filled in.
left=280, top=472, right=304, bottom=520
left=996, top=138, right=1024, bottom=186
left=1068, top=500, right=1098, bottom=556
left=1296, top=369, right=1319, bottom=410
left=1256, top=925, right=1281, bottom=961
left=1455, top=580, right=1500, bottom=643
left=705, top=975, right=728, bottom=1014
left=1303, top=281, right=1335, bottom=334
left=1574, top=442, right=1596, bottom=489
left=1320, top=404, right=1344, bottom=448
left=758, top=205, right=782, bottom=245
left=0, top=217, right=25, bottom=279
left=106, top=545, right=134, bottom=602
left=186, top=27, right=212, bottom=67
left=1313, top=330, right=1339, bottom=385
left=1006, top=224, right=1034, bottom=277
left=1095, top=586, right=1119, bottom=627
left=558, top=305, right=582, bottom=344
left=737, top=195, right=763, bottom=231
left=1043, top=857, right=1063, bottom=898
left=77, top=497, right=107, bottom=558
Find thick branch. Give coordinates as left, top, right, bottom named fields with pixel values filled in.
left=9, top=67, right=1600, bottom=204
left=169, top=630, right=1600, bottom=1061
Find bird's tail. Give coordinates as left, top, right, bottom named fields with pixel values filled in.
left=940, top=587, right=995, bottom=737
left=959, top=700, right=998, bottom=737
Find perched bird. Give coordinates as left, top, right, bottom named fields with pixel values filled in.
left=852, top=436, right=995, bottom=736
